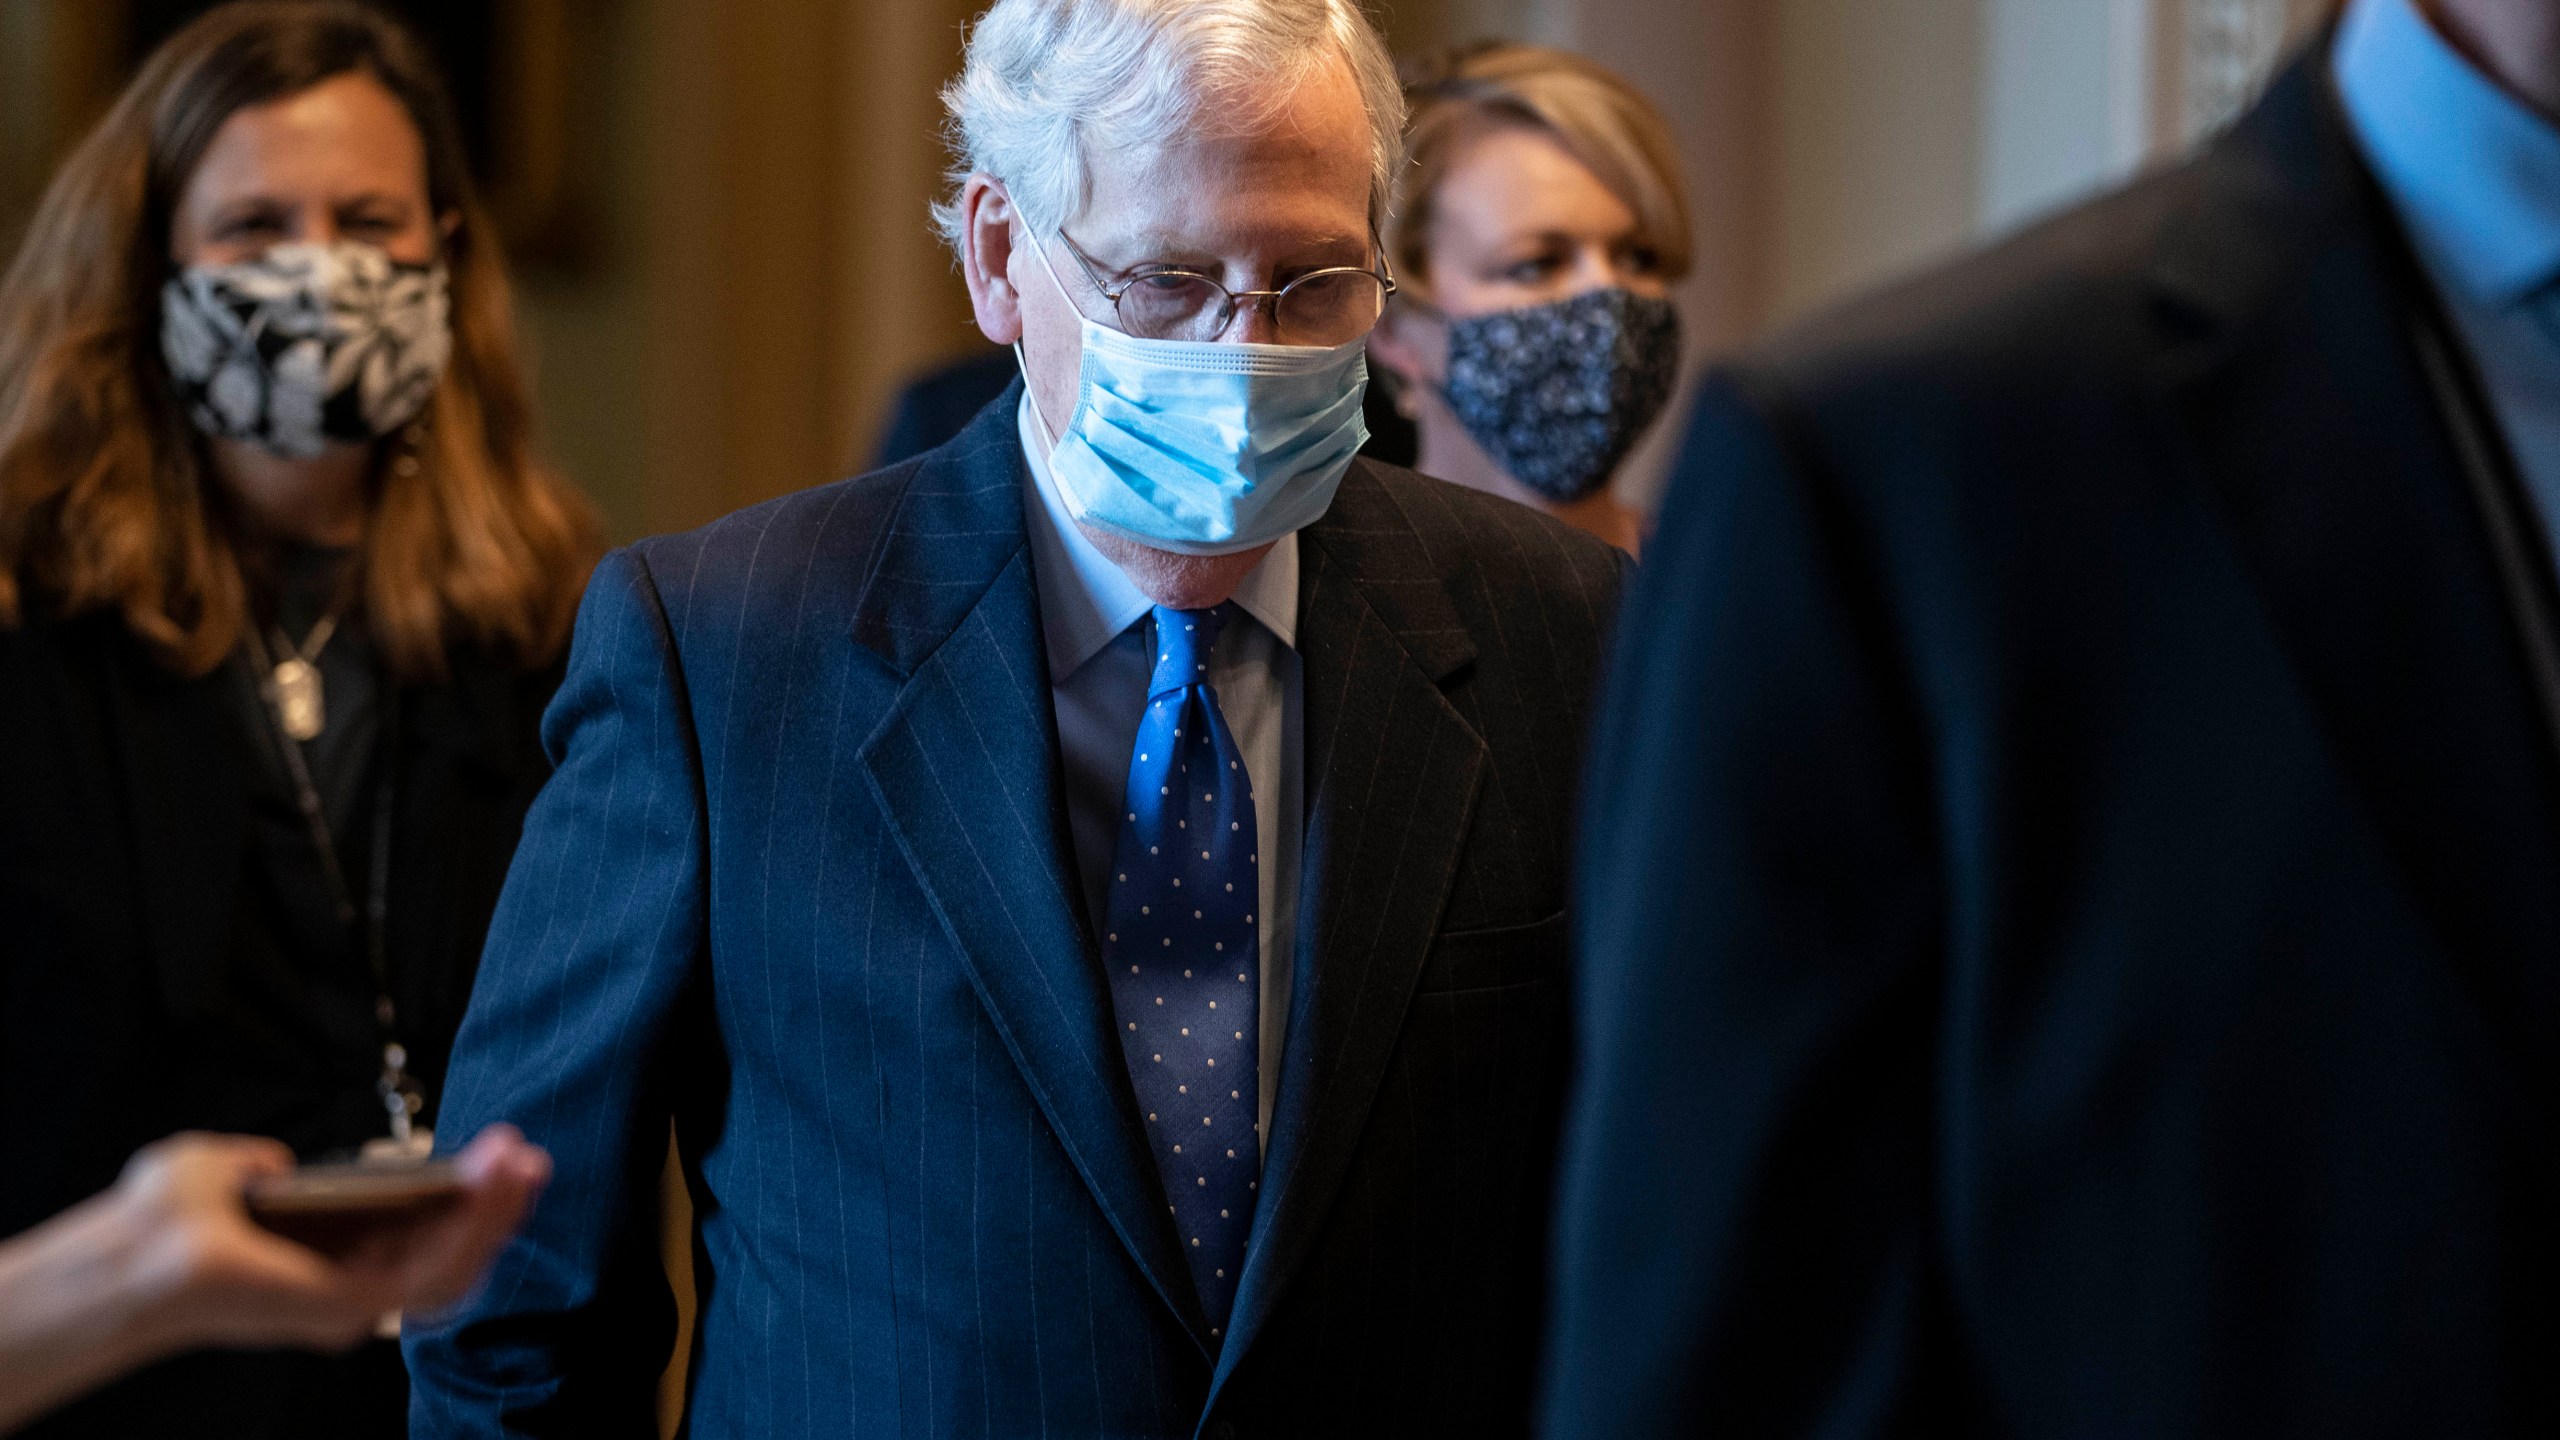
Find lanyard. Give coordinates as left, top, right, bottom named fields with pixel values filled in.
left=238, top=626, right=427, bottom=1155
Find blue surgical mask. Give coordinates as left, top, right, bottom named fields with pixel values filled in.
left=1019, top=235, right=1369, bottom=556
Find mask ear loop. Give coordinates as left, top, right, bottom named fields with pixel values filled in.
left=1386, top=289, right=1467, bottom=421
left=1011, top=340, right=1053, bottom=449
left=1010, top=227, right=1084, bottom=452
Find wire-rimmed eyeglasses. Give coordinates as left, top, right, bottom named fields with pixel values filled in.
left=1054, top=227, right=1398, bottom=347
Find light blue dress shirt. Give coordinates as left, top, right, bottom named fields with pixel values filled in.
left=1018, top=394, right=1302, bottom=1145
left=2336, top=0, right=2560, bottom=565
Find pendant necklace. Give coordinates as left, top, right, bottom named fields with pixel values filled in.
left=239, top=617, right=428, bottom=1157
left=266, top=613, right=339, bottom=742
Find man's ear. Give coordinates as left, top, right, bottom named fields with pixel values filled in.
left=961, top=175, right=1025, bottom=345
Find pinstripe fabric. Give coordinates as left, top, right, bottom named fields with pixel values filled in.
left=405, top=385, right=1626, bottom=1439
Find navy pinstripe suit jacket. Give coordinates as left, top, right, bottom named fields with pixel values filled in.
left=404, top=387, right=1627, bottom=1439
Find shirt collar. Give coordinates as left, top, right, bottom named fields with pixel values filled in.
left=2334, top=0, right=2560, bottom=306
left=1017, top=391, right=1299, bottom=684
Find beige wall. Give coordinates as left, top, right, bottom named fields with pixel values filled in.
left=1550, top=0, right=2326, bottom=513
left=0, top=1, right=123, bottom=260
left=1561, top=0, right=1985, bottom=506
left=1764, top=0, right=1987, bottom=325
left=508, top=6, right=651, bottom=542
left=1574, top=0, right=1990, bottom=333
left=513, top=0, right=982, bottom=544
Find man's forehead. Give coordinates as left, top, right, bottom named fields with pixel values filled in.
left=1068, top=55, right=1372, bottom=250
left=1076, top=150, right=1369, bottom=263
left=1093, top=215, right=1368, bottom=258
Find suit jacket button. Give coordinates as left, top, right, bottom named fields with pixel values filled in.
left=1206, top=1421, right=1239, bottom=1440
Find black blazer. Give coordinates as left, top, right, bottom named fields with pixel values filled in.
left=407, top=386, right=1626, bottom=1439
left=0, top=613, right=559, bottom=1238
left=1544, top=49, right=2560, bottom=1439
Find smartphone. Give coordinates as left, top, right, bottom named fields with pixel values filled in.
left=245, top=1158, right=464, bottom=1255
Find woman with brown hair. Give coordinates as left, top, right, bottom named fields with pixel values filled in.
left=0, top=4, right=596, bottom=1434
left=1366, top=42, right=1693, bottom=553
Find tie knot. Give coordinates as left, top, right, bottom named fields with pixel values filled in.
left=1148, top=603, right=1230, bottom=697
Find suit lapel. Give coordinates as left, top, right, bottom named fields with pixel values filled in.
left=853, top=390, right=1213, bottom=1348
left=1213, top=464, right=1487, bottom=1383
left=2151, top=54, right=2560, bottom=1118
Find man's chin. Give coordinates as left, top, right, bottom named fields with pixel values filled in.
left=1079, top=524, right=1276, bottom=610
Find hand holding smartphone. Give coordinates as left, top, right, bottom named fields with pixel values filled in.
left=0, top=1126, right=549, bottom=1435
left=244, top=1158, right=468, bottom=1257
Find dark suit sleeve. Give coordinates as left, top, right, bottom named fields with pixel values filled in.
left=1541, top=377, right=1948, bottom=1436
left=405, top=548, right=710, bottom=1438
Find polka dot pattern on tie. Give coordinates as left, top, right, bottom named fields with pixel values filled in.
left=1105, top=603, right=1260, bottom=1333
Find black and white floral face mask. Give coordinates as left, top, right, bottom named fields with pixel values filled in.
left=161, top=241, right=451, bottom=459
left=1441, top=286, right=1681, bottom=503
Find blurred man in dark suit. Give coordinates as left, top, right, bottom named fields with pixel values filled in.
left=867, top=346, right=1022, bottom=468
left=406, top=0, right=1621, bottom=1435
left=1545, top=0, right=2560, bottom=1435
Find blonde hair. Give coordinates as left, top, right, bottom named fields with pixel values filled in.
left=1387, top=43, right=1692, bottom=289
left=0, top=1, right=598, bottom=681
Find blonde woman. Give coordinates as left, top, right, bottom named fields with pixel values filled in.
left=1367, top=43, right=1692, bottom=553
left=0, top=4, right=594, bottom=1434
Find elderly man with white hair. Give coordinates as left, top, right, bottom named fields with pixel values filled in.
left=404, top=0, right=1625, bottom=1434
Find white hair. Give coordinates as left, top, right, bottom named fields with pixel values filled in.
left=932, top=0, right=1406, bottom=255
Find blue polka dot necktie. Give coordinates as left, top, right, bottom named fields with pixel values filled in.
left=1105, top=603, right=1260, bottom=1336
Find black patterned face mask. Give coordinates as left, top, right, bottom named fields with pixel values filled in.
left=1440, top=286, right=1681, bottom=503
left=161, top=241, right=451, bottom=459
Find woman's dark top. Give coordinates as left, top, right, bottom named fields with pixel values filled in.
left=0, top=550, right=564, bottom=1438
left=198, top=543, right=400, bottom=1158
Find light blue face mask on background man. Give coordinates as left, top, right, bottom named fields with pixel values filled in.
left=1019, top=232, right=1371, bottom=556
